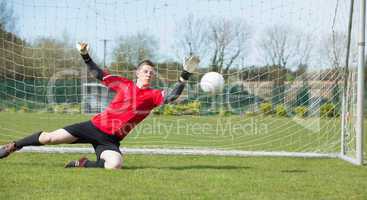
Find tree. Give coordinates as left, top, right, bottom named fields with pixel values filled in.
left=0, top=30, right=25, bottom=80
left=28, top=37, right=83, bottom=79
left=208, top=18, right=251, bottom=75
left=0, top=0, right=16, bottom=32
left=258, top=25, right=313, bottom=69
left=321, top=32, right=349, bottom=69
left=320, top=31, right=357, bottom=107
left=258, top=25, right=313, bottom=105
left=174, top=14, right=208, bottom=59
left=0, top=0, right=21, bottom=80
left=175, top=16, right=251, bottom=77
left=0, top=0, right=23, bottom=80
left=111, top=33, right=158, bottom=72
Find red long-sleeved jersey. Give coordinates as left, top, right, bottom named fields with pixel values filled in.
left=91, top=72, right=164, bottom=140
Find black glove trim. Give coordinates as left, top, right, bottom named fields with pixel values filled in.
left=180, top=70, right=192, bottom=81
left=81, top=54, right=91, bottom=63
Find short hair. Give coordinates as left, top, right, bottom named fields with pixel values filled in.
left=137, top=59, right=155, bottom=70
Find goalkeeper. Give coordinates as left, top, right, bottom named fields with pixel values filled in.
left=0, top=42, right=199, bottom=169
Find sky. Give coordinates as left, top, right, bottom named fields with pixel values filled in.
left=7, top=0, right=356, bottom=68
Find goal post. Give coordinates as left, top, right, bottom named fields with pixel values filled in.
left=340, top=0, right=365, bottom=165
left=354, top=0, right=364, bottom=165
left=81, top=83, right=111, bottom=114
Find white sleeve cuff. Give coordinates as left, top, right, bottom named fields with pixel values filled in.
left=103, top=74, right=112, bottom=80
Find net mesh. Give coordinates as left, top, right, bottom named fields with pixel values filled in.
left=0, top=0, right=364, bottom=162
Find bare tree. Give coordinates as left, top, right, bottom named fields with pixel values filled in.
left=321, top=31, right=357, bottom=70
left=175, top=16, right=251, bottom=76
left=293, top=33, right=313, bottom=81
left=174, top=14, right=208, bottom=59
left=317, top=31, right=359, bottom=83
left=296, top=33, right=313, bottom=67
left=319, top=31, right=358, bottom=106
left=257, top=25, right=314, bottom=105
left=208, top=18, right=251, bottom=75
left=258, top=25, right=312, bottom=69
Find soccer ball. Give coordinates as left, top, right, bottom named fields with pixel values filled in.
left=200, top=72, right=224, bottom=94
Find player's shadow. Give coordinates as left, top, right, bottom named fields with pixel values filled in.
left=123, top=165, right=251, bottom=170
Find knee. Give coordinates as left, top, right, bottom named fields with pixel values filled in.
left=104, top=159, right=122, bottom=169
left=100, top=150, right=123, bottom=169
left=38, top=132, right=51, bottom=144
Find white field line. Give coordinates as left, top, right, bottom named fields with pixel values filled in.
left=17, top=146, right=338, bottom=158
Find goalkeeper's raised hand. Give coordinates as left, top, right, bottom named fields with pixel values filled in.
left=164, top=55, right=199, bottom=104
left=76, top=42, right=92, bottom=62
left=180, top=55, right=200, bottom=81
left=76, top=42, right=89, bottom=55
left=76, top=42, right=103, bottom=80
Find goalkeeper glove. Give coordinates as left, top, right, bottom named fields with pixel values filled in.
left=76, top=42, right=89, bottom=55
left=180, top=55, right=200, bottom=81
left=76, top=42, right=91, bottom=62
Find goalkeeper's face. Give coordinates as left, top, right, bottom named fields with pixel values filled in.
left=136, top=64, right=156, bottom=86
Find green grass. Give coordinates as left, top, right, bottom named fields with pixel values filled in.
left=0, top=112, right=367, bottom=199
left=0, top=153, right=366, bottom=200
left=0, top=111, right=366, bottom=156
left=0, top=112, right=343, bottom=152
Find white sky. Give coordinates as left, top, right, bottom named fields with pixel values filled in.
left=9, top=0, right=356, bottom=68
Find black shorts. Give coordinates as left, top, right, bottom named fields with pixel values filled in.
left=63, top=121, right=121, bottom=160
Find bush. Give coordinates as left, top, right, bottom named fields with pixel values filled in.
left=46, top=105, right=54, bottom=113
left=244, top=111, right=258, bottom=117
left=18, top=106, right=31, bottom=113
left=152, top=107, right=163, bottom=115
left=162, top=101, right=201, bottom=116
left=163, top=105, right=178, bottom=115
left=52, top=104, right=67, bottom=113
left=219, top=107, right=233, bottom=117
left=260, top=102, right=272, bottom=115
left=52, top=104, right=81, bottom=114
left=275, top=105, right=287, bottom=117
left=294, top=106, right=308, bottom=117
left=183, top=101, right=201, bottom=115
left=320, top=103, right=337, bottom=117
left=0, top=107, right=16, bottom=112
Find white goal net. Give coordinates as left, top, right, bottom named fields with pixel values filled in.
left=0, top=0, right=365, bottom=165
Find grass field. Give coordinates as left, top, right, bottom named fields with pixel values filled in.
left=0, top=112, right=343, bottom=152
left=0, top=154, right=366, bottom=200
left=0, top=112, right=367, bottom=199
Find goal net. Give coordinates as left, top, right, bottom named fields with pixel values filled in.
left=0, top=0, right=365, bottom=165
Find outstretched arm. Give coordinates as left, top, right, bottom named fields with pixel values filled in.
left=164, top=56, right=200, bottom=104
left=76, top=42, right=104, bottom=81
left=164, top=81, right=186, bottom=104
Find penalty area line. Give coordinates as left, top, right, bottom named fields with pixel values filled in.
left=18, top=146, right=338, bottom=158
